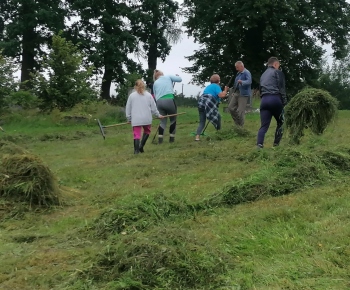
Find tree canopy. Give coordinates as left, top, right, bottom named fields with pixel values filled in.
left=183, top=0, right=350, bottom=94
left=0, top=0, right=65, bottom=88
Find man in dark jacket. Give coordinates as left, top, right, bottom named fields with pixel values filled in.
left=257, top=57, right=287, bottom=149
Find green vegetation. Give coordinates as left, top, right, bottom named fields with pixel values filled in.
left=1, top=106, right=350, bottom=289
left=285, top=88, right=339, bottom=144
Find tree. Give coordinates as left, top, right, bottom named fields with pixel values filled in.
left=33, top=34, right=98, bottom=111
left=68, top=0, right=142, bottom=100
left=130, top=0, right=182, bottom=84
left=0, top=53, right=18, bottom=110
left=183, top=0, right=350, bottom=95
left=0, top=0, right=66, bottom=89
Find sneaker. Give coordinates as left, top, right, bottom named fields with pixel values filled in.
left=257, top=144, right=263, bottom=150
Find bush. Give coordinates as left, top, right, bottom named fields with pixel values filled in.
left=6, top=90, right=40, bottom=109
left=33, top=33, right=98, bottom=112
left=284, top=88, right=338, bottom=144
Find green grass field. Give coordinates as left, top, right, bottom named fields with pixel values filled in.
left=1, top=105, right=350, bottom=290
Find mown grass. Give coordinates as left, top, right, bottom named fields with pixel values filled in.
left=1, top=103, right=350, bottom=289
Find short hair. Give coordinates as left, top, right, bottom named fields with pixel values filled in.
left=267, top=57, right=280, bottom=65
left=235, top=61, right=244, bottom=66
left=153, top=69, right=164, bottom=81
left=210, top=74, right=220, bottom=83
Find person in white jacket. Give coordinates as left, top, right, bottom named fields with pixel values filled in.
left=126, top=80, right=163, bottom=154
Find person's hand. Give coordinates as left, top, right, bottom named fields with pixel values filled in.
left=159, top=115, right=164, bottom=119
left=237, top=80, right=242, bottom=84
left=224, top=86, right=229, bottom=91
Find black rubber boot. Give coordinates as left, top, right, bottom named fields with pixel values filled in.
left=139, top=133, right=149, bottom=153
left=158, top=137, right=163, bottom=144
left=134, top=139, right=140, bottom=154
left=169, top=136, right=175, bottom=143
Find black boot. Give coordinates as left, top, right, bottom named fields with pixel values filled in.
left=169, top=136, right=175, bottom=143
left=158, top=137, right=163, bottom=144
left=134, top=139, right=140, bottom=154
left=139, top=133, right=149, bottom=153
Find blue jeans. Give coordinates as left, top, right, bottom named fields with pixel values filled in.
left=196, top=108, right=207, bottom=135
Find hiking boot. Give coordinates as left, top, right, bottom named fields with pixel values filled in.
left=139, top=133, right=149, bottom=153
left=134, top=139, right=140, bottom=154
left=273, top=143, right=279, bottom=147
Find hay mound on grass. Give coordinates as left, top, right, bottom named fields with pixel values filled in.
left=285, top=88, right=338, bottom=144
left=0, top=142, right=61, bottom=207
left=212, top=126, right=252, bottom=140
left=86, top=228, right=231, bottom=289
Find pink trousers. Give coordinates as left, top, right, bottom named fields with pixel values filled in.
left=133, top=125, right=151, bottom=139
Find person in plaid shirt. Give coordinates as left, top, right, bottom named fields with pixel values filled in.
left=195, top=74, right=228, bottom=141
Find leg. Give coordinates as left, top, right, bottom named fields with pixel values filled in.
left=195, top=108, right=206, bottom=140
left=272, top=106, right=284, bottom=146
left=257, top=109, right=273, bottom=147
left=168, top=100, right=177, bottom=142
left=237, top=96, right=249, bottom=126
left=139, top=125, right=151, bottom=153
left=228, top=92, right=239, bottom=125
left=156, top=99, right=167, bottom=143
left=133, top=126, right=142, bottom=154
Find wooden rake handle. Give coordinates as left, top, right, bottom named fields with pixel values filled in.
left=100, top=112, right=186, bottom=129
left=155, top=112, right=186, bottom=119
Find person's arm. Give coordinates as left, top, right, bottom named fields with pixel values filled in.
left=218, top=86, right=229, bottom=98
left=241, top=70, right=252, bottom=86
left=169, top=75, right=182, bottom=82
left=125, top=95, right=132, bottom=122
left=276, top=70, right=287, bottom=105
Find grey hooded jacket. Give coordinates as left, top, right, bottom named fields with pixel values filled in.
left=259, top=66, right=287, bottom=105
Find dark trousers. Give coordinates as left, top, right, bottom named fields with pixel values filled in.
left=257, top=95, right=284, bottom=146
left=156, top=98, right=177, bottom=136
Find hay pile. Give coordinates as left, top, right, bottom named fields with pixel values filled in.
left=0, top=141, right=61, bottom=207
left=284, top=88, right=338, bottom=144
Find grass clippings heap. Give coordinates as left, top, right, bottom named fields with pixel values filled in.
left=212, top=126, right=252, bottom=140
left=94, top=193, right=206, bottom=237
left=211, top=148, right=350, bottom=206
left=0, top=141, right=61, bottom=207
left=86, top=227, right=232, bottom=290
left=285, top=88, right=338, bottom=144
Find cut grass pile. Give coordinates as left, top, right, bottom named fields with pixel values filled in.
left=85, top=227, right=232, bottom=290
left=212, top=126, right=253, bottom=140
left=0, top=141, right=61, bottom=207
left=285, top=88, right=338, bottom=144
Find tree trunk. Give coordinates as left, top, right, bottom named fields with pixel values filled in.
left=20, top=28, right=36, bottom=90
left=101, top=67, right=113, bottom=100
left=147, top=46, right=158, bottom=84
left=146, top=15, right=159, bottom=84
